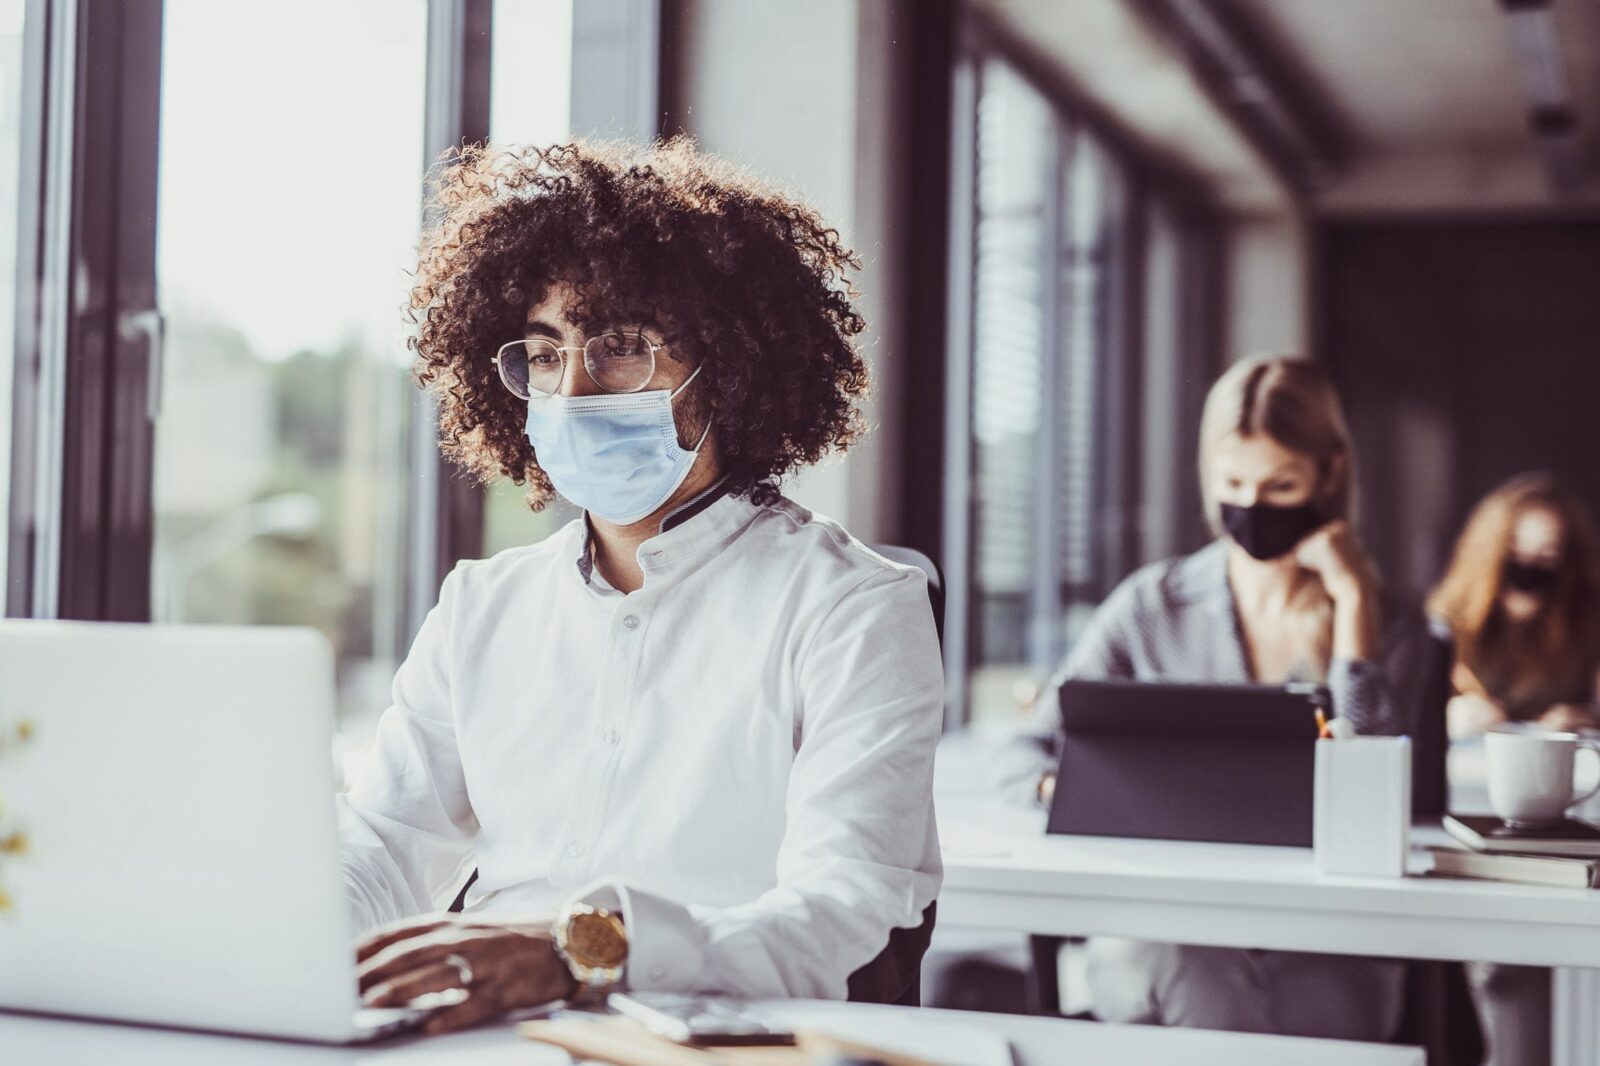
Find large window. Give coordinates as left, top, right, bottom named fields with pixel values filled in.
left=948, top=38, right=1218, bottom=726
left=967, top=59, right=1055, bottom=722
left=150, top=1, right=430, bottom=724
left=147, top=0, right=606, bottom=728
left=5, top=0, right=656, bottom=636
left=483, top=0, right=580, bottom=556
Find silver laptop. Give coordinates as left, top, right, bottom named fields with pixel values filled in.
left=0, top=620, right=441, bottom=1043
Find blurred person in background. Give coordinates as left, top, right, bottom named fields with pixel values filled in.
left=1428, top=472, right=1600, bottom=1066
left=1004, top=355, right=1430, bottom=1041
left=337, top=140, right=943, bottom=1034
left=1430, top=472, right=1600, bottom=739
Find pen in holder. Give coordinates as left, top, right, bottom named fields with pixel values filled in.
left=1313, top=732, right=1411, bottom=877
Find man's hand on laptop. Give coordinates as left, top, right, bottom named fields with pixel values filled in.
left=356, top=915, right=577, bottom=1035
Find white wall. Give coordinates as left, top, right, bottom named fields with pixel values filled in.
left=1222, top=211, right=1312, bottom=361
left=668, top=0, right=907, bottom=542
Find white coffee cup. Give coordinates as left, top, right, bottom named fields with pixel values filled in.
left=1485, top=728, right=1600, bottom=829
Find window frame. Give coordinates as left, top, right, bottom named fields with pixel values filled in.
left=940, top=9, right=1223, bottom=726
left=6, top=0, right=163, bottom=622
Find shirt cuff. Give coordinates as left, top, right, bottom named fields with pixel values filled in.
left=570, top=879, right=707, bottom=992
left=1327, top=655, right=1389, bottom=734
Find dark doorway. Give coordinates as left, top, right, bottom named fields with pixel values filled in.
left=1319, top=219, right=1600, bottom=598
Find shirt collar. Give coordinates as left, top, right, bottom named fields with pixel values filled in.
left=660, top=474, right=732, bottom=532
left=572, top=475, right=745, bottom=587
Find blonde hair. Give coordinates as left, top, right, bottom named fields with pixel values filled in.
left=1198, top=356, right=1359, bottom=678
left=1428, top=473, right=1600, bottom=714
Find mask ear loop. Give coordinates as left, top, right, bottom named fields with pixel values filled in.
left=670, top=364, right=712, bottom=454
left=687, top=419, right=712, bottom=454
left=669, top=364, right=703, bottom=398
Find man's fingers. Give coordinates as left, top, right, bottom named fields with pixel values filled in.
left=356, top=918, right=451, bottom=964
left=363, top=961, right=463, bottom=1008
left=357, top=929, right=497, bottom=994
left=419, top=991, right=498, bottom=1036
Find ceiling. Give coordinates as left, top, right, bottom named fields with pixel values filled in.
left=1234, top=0, right=1599, bottom=158
left=972, top=0, right=1294, bottom=213
left=979, top=0, right=1600, bottom=214
left=1232, top=0, right=1600, bottom=210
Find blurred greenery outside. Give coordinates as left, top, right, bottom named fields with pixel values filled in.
left=154, top=311, right=568, bottom=724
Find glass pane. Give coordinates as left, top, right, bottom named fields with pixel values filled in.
left=1055, top=138, right=1110, bottom=604
left=490, top=0, right=573, bottom=145
left=150, top=1, right=428, bottom=728
left=0, top=1, right=25, bottom=599
left=968, top=60, right=1054, bottom=724
left=484, top=0, right=578, bottom=555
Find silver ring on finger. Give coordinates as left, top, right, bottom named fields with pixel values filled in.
left=443, top=952, right=474, bottom=988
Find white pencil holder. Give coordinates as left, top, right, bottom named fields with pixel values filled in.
left=1313, top=735, right=1411, bottom=877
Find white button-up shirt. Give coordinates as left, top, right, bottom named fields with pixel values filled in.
left=337, top=489, right=944, bottom=999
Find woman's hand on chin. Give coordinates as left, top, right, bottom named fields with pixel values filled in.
left=1294, top=520, right=1377, bottom=604
left=355, top=913, right=574, bottom=1035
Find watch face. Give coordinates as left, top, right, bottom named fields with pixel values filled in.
left=568, top=911, right=628, bottom=968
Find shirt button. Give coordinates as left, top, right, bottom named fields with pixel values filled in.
left=567, top=842, right=586, bottom=857
left=603, top=728, right=621, bottom=745
left=622, top=614, right=640, bottom=630
left=648, top=965, right=667, bottom=981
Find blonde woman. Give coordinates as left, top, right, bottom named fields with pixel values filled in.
left=1016, top=356, right=1432, bottom=1040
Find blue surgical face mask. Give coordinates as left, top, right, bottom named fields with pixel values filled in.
left=524, top=366, right=709, bottom=526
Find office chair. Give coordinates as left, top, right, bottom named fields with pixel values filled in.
left=1392, top=623, right=1485, bottom=1066
left=447, top=541, right=946, bottom=1008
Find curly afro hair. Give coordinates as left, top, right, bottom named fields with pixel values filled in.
left=407, top=138, right=870, bottom=510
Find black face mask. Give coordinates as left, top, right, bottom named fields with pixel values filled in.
left=1503, top=560, right=1560, bottom=595
left=1219, top=502, right=1326, bottom=562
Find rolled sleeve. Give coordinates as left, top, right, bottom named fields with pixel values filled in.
left=1328, top=595, right=1433, bottom=737
left=338, top=564, right=479, bottom=934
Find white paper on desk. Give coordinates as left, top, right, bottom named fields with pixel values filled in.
left=754, top=1003, right=1012, bottom=1066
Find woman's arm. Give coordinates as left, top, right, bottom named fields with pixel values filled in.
left=1325, top=600, right=1435, bottom=736
left=339, top=564, right=479, bottom=933
left=1540, top=665, right=1600, bottom=731
left=1294, top=520, right=1381, bottom=663
left=997, top=577, right=1143, bottom=805
left=1293, top=521, right=1420, bottom=733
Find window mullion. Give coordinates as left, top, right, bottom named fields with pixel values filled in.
left=405, top=0, right=492, bottom=649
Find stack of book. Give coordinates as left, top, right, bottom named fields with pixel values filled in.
left=1431, top=814, right=1600, bottom=888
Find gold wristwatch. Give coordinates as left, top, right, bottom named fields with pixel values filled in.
left=553, top=902, right=628, bottom=1001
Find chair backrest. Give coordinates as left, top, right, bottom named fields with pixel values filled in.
left=846, top=901, right=937, bottom=1005
left=1411, top=621, right=1453, bottom=818
left=870, top=543, right=944, bottom=649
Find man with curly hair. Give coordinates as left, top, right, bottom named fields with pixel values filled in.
left=338, top=140, right=943, bottom=1034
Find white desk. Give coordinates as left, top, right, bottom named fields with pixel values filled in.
left=0, top=1002, right=1424, bottom=1066
left=938, top=789, right=1600, bottom=1066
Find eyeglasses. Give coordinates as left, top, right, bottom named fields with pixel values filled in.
left=492, top=330, right=664, bottom=400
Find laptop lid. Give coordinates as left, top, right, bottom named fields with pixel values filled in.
left=0, top=621, right=363, bottom=1042
left=1047, top=679, right=1327, bottom=847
